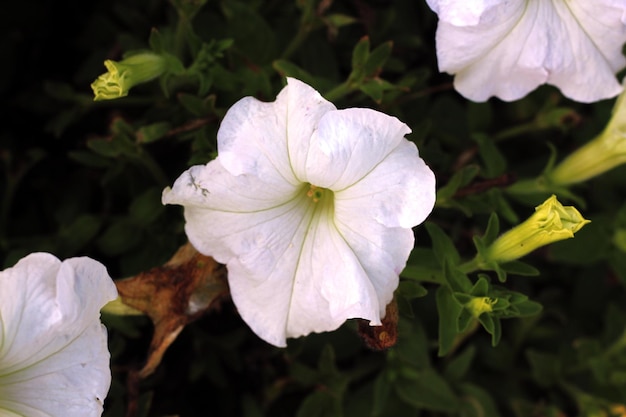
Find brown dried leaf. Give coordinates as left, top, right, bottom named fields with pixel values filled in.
left=115, top=242, right=228, bottom=378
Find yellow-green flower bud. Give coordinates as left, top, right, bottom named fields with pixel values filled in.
left=466, top=297, right=496, bottom=318
left=485, top=195, right=590, bottom=263
left=91, top=52, right=166, bottom=101
left=549, top=81, right=626, bottom=185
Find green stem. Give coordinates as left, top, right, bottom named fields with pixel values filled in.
left=446, top=319, right=480, bottom=357
left=324, top=80, right=355, bottom=102
left=493, top=121, right=537, bottom=142
left=458, top=256, right=483, bottom=274
left=281, top=25, right=313, bottom=60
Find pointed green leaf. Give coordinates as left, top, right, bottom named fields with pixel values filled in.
left=351, top=37, right=370, bottom=71
left=395, top=368, right=460, bottom=412
left=425, top=222, right=461, bottom=267
left=444, top=346, right=476, bottom=382
left=483, top=212, right=500, bottom=246
left=437, top=286, right=464, bottom=356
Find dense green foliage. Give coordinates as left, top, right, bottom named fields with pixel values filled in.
left=3, top=0, right=626, bottom=416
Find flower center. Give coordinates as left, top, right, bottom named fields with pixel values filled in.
left=306, top=184, right=329, bottom=203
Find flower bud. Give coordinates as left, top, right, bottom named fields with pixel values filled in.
left=485, top=195, right=590, bottom=263
left=465, top=296, right=496, bottom=318
left=549, top=80, right=626, bottom=185
left=91, top=52, right=167, bottom=101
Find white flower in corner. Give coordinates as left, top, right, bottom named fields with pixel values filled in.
left=0, top=253, right=117, bottom=417
left=163, top=78, right=436, bottom=347
left=426, top=0, right=626, bottom=102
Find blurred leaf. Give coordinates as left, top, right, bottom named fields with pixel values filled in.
left=397, top=280, right=428, bottom=299
left=437, top=286, right=464, bottom=356
left=459, top=383, right=502, bottom=417
left=129, top=188, right=165, bottom=226
left=444, top=345, right=476, bottom=382
left=395, top=368, right=460, bottom=412
left=473, top=133, right=506, bottom=178
left=526, top=350, right=561, bottom=387
left=273, top=60, right=317, bottom=86
left=296, top=391, right=340, bottom=417
left=56, top=214, right=102, bottom=256
left=136, top=122, right=171, bottom=144
left=97, top=218, right=142, bottom=256
left=425, top=222, right=461, bottom=267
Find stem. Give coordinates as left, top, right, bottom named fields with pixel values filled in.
left=324, top=80, right=355, bottom=102
left=281, top=25, right=313, bottom=60
left=493, top=121, right=537, bottom=142
left=458, top=256, right=484, bottom=274
left=446, top=320, right=480, bottom=357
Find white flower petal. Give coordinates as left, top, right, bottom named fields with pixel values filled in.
left=304, top=108, right=411, bottom=190
left=335, top=140, right=436, bottom=229
left=546, top=0, right=626, bottom=102
left=432, top=0, right=626, bottom=102
left=162, top=160, right=302, bottom=263
left=0, top=253, right=117, bottom=417
left=217, top=77, right=336, bottom=184
left=426, top=0, right=502, bottom=26
left=227, top=201, right=382, bottom=347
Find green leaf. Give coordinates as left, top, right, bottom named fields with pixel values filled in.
left=395, top=318, right=432, bottom=369
left=68, top=151, right=110, bottom=168
left=395, top=368, right=460, bottom=412
left=359, top=78, right=396, bottom=103
left=87, top=138, right=122, bottom=158
left=500, top=261, right=540, bottom=276
left=324, top=13, right=357, bottom=28
left=510, top=299, right=543, bottom=317
left=437, top=164, right=481, bottom=201
left=362, top=41, right=392, bottom=76
left=425, top=222, right=461, bottom=267
left=402, top=247, right=442, bottom=283
left=437, top=286, right=464, bottom=356
left=477, top=314, right=501, bottom=346
left=129, top=188, right=165, bottom=226
left=444, top=345, right=476, bottom=381
left=443, top=259, right=473, bottom=293
left=372, top=372, right=392, bottom=416
left=57, top=214, right=102, bottom=256
left=177, top=92, right=216, bottom=117
left=318, top=344, right=337, bottom=376
left=272, top=60, right=317, bottom=86
left=148, top=27, right=164, bottom=53
left=136, top=122, right=171, bottom=144
left=351, top=37, right=370, bottom=73
left=397, top=280, right=428, bottom=299
left=473, top=133, right=506, bottom=178
left=97, top=218, right=142, bottom=256
left=296, top=391, right=340, bottom=417
left=483, top=212, right=500, bottom=246
left=459, top=383, right=502, bottom=417
left=525, top=350, right=561, bottom=387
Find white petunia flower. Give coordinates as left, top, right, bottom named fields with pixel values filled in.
left=163, top=78, right=436, bottom=347
left=0, top=253, right=118, bottom=417
left=426, top=0, right=626, bottom=102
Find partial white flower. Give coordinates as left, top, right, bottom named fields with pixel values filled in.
left=426, top=0, right=626, bottom=102
left=163, top=78, right=436, bottom=347
left=0, top=253, right=118, bottom=417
